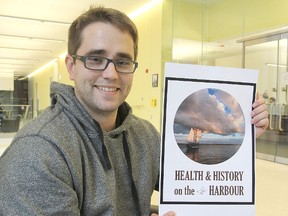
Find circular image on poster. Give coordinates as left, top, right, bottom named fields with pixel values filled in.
left=173, top=88, right=245, bottom=165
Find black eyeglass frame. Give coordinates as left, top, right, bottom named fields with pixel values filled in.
left=71, top=54, right=138, bottom=74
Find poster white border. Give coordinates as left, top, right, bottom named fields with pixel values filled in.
left=159, top=63, right=258, bottom=216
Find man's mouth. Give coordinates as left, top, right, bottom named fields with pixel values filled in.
left=97, top=86, right=118, bottom=92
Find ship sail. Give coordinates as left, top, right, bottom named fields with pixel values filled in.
left=194, top=128, right=202, bottom=143
left=186, top=128, right=202, bottom=144
left=186, top=128, right=195, bottom=143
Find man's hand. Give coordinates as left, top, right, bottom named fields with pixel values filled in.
left=251, top=94, right=269, bottom=138
left=151, top=211, right=176, bottom=216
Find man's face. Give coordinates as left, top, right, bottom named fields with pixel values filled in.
left=66, top=22, right=135, bottom=116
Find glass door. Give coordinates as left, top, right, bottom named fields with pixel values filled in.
left=241, top=33, right=288, bottom=164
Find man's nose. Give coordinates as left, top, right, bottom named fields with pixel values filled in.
left=102, top=61, right=118, bottom=79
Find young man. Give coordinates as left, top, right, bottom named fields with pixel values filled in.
left=0, top=6, right=268, bottom=216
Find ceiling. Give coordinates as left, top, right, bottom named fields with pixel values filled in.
left=0, top=0, right=152, bottom=79
left=1, top=0, right=284, bottom=81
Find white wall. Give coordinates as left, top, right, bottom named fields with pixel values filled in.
left=0, top=73, right=14, bottom=91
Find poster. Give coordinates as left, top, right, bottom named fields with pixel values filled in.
left=159, top=63, right=258, bottom=216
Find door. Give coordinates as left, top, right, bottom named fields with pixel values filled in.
left=241, top=32, right=288, bottom=164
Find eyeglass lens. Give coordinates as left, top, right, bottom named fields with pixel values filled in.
left=85, top=56, right=136, bottom=73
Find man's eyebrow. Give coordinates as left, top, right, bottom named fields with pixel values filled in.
left=85, top=49, right=106, bottom=56
left=85, top=50, right=133, bottom=60
left=115, top=52, right=133, bottom=60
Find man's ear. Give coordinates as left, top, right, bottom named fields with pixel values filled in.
left=65, top=55, right=76, bottom=81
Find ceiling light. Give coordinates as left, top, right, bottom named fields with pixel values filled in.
left=58, top=52, right=67, bottom=59
left=265, top=63, right=287, bottom=68
left=0, top=46, right=52, bottom=53
left=128, top=0, right=163, bottom=18
left=0, top=67, right=34, bottom=70
left=0, top=57, right=40, bottom=62
left=0, top=63, right=34, bottom=66
left=0, top=15, right=71, bottom=26
left=0, top=34, right=65, bottom=43
left=28, top=59, right=57, bottom=78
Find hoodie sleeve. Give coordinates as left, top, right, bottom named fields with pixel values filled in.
left=0, top=136, right=80, bottom=216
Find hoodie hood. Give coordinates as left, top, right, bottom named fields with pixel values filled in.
left=50, top=82, right=97, bottom=134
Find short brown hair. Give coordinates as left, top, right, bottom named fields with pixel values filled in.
left=68, top=6, right=138, bottom=60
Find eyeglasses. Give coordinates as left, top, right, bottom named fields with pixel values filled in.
left=71, top=55, right=138, bottom=74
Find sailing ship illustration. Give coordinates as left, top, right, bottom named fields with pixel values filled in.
left=186, top=128, right=202, bottom=148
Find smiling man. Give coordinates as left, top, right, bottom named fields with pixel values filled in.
left=0, top=6, right=268, bottom=216
left=66, top=21, right=136, bottom=132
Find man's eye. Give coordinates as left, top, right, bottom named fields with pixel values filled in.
left=88, top=57, right=104, bottom=64
left=117, top=60, right=132, bottom=66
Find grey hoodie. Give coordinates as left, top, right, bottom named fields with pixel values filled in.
left=0, top=82, right=160, bottom=216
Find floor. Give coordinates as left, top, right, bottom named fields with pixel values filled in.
left=1, top=133, right=287, bottom=215
left=255, top=159, right=288, bottom=216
